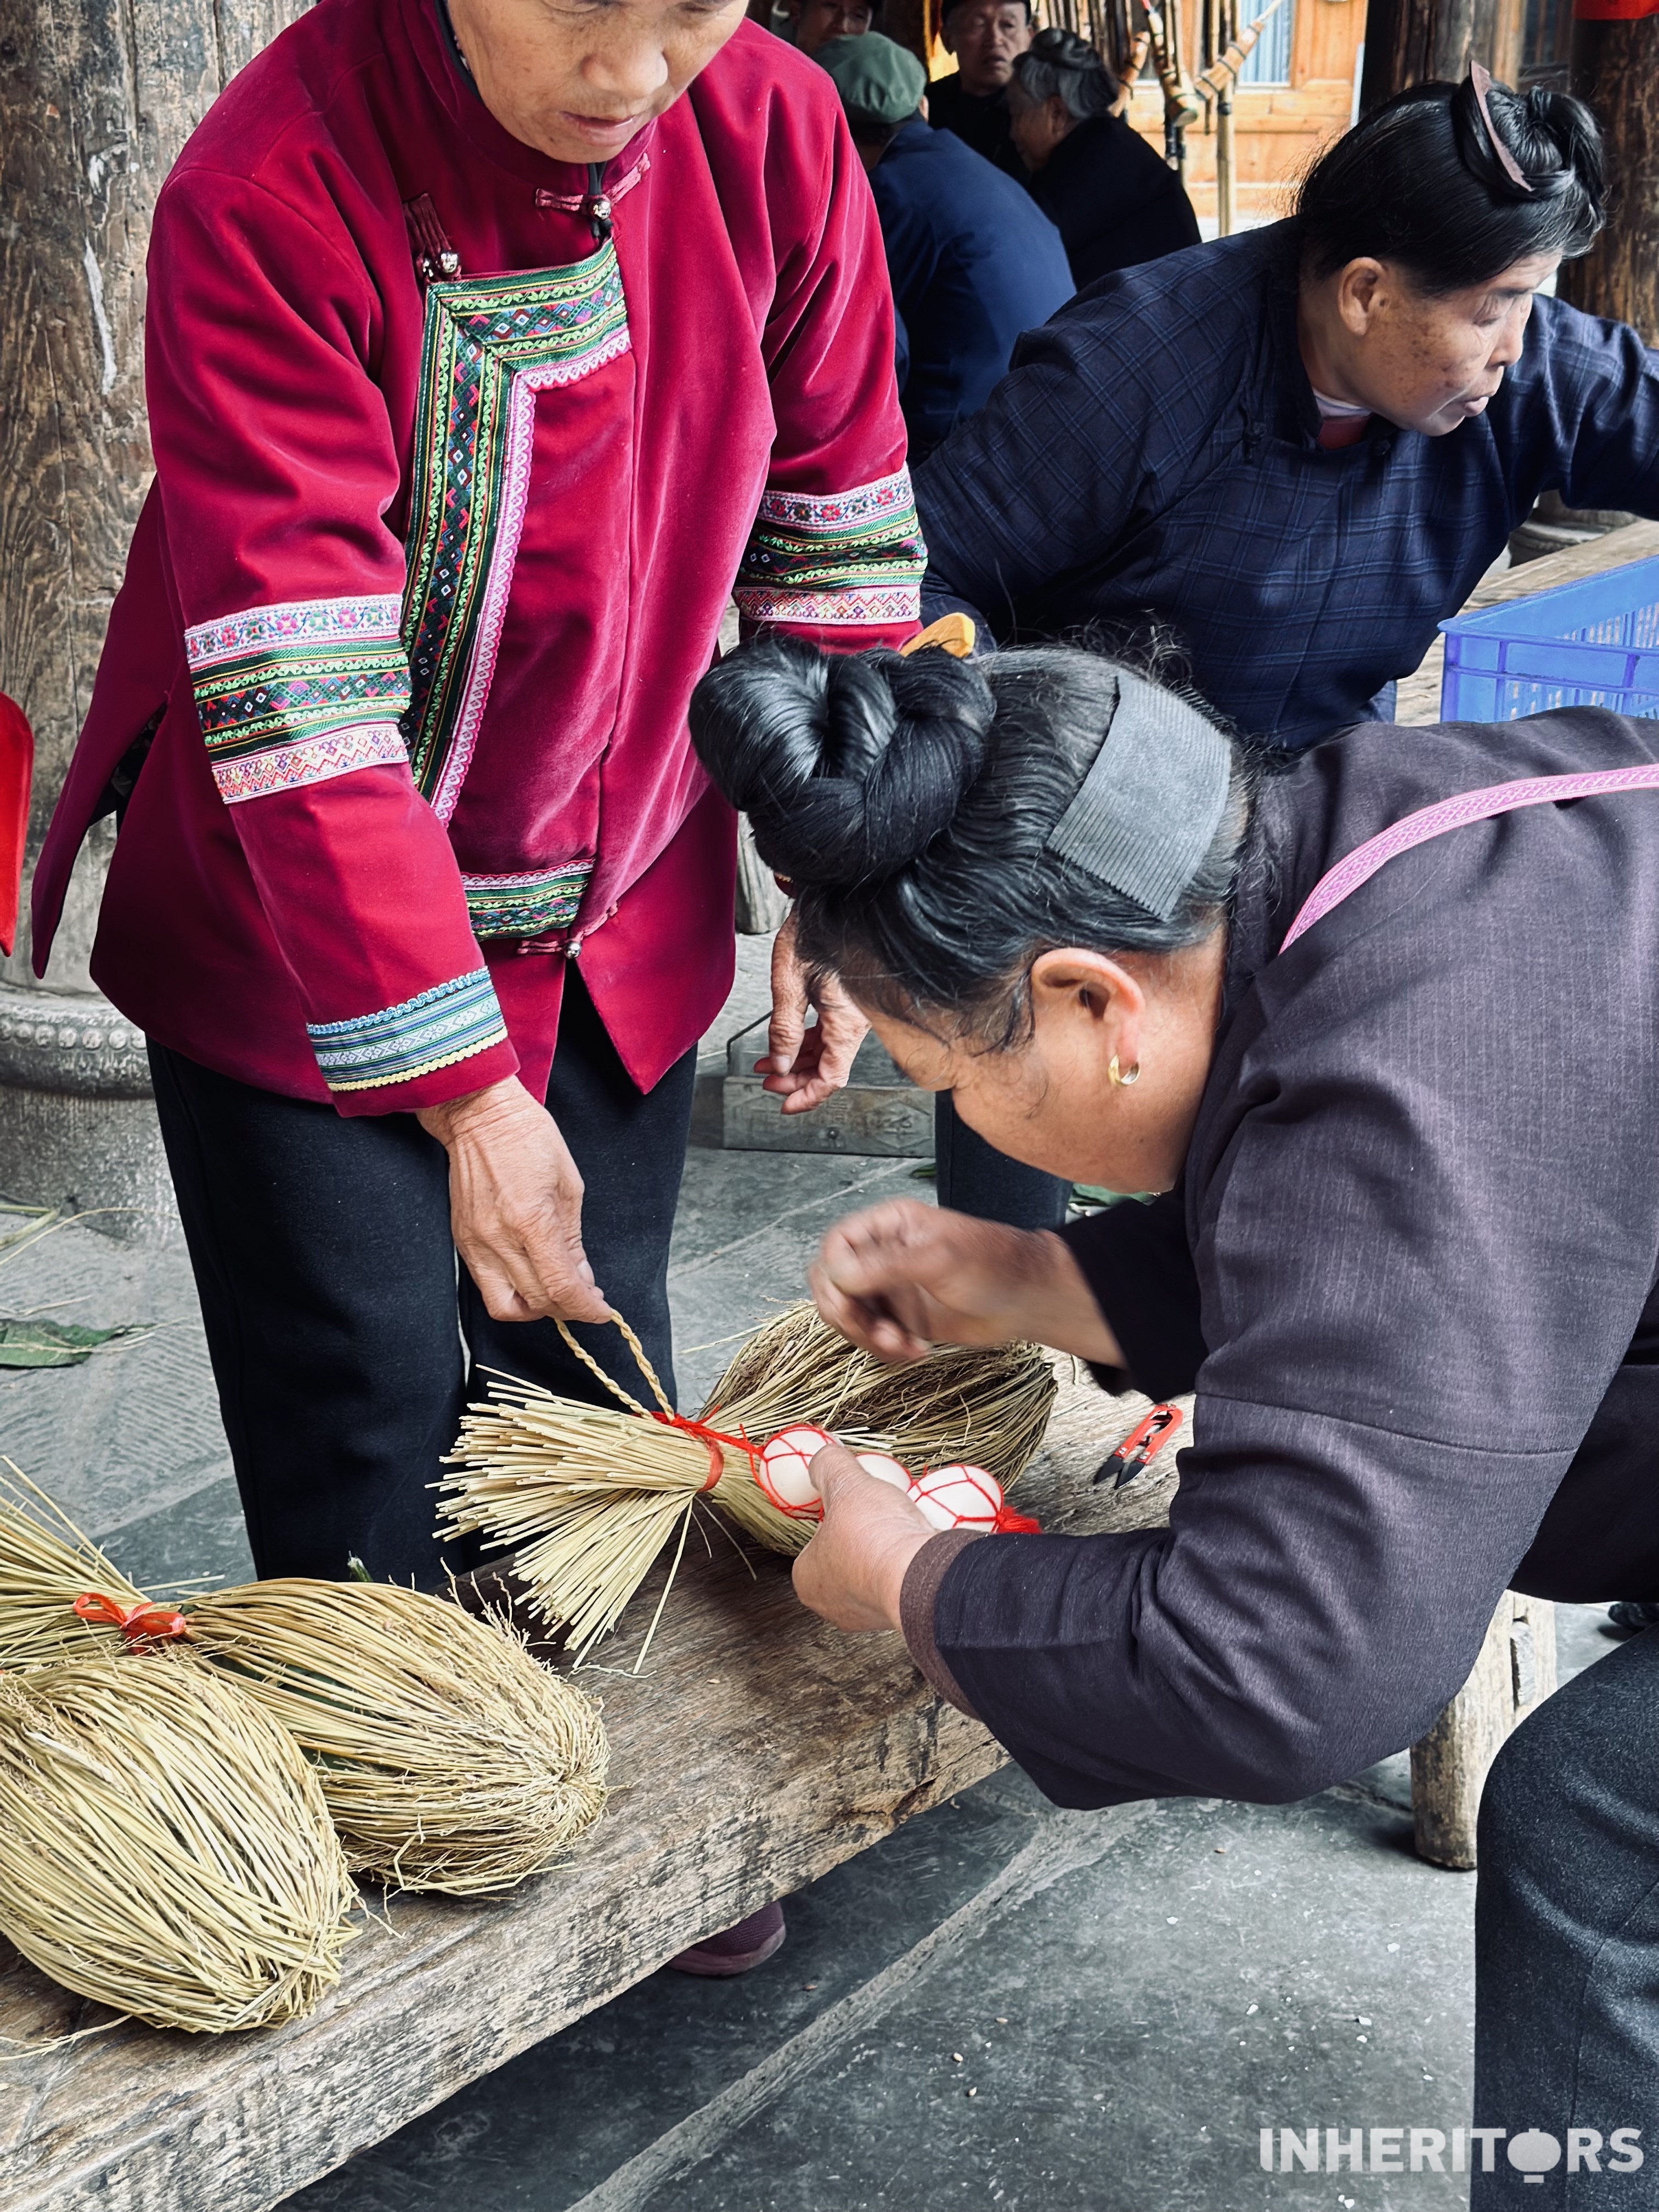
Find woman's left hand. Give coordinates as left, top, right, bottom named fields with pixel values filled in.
left=760, top=913, right=871, bottom=1115
left=792, top=1440, right=936, bottom=1632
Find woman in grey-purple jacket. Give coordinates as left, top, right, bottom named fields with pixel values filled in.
left=689, top=628, right=1659, bottom=2208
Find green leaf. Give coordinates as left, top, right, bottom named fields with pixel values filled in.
left=1068, top=1186, right=1155, bottom=1215
left=0, top=1318, right=136, bottom=1368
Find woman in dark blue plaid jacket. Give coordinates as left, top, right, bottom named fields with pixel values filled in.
left=916, top=68, right=1658, bottom=757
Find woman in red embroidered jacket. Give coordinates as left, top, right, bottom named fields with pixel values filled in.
left=33, top=0, right=922, bottom=1607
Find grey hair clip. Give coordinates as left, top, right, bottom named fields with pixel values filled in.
left=1044, top=670, right=1232, bottom=922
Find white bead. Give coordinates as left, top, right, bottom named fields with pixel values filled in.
left=856, top=1452, right=912, bottom=1492
left=906, top=1464, right=1003, bottom=1530
left=758, top=1424, right=836, bottom=1513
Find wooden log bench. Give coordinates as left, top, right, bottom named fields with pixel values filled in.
left=0, top=1374, right=1181, bottom=2212
left=0, top=1344, right=1585, bottom=2204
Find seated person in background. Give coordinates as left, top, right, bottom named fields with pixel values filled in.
left=928, top=0, right=1032, bottom=169
left=783, top=0, right=872, bottom=54
left=820, top=35, right=1074, bottom=461
left=1009, top=27, right=1199, bottom=287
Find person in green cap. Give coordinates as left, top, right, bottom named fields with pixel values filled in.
left=817, top=33, right=1072, bottom=461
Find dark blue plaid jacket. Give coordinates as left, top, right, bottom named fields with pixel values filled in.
left=916, top=222, right=1659, bottom=749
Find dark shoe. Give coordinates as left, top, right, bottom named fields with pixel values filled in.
left=666, top=1903, right=786, bottom=1978
left=449, top=1555, right=565, bottom=1663
left=1603, top=1600, right=1659, bottom=1640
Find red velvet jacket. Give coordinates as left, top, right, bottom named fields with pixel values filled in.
left=34, top=2, right=920, bottom=1111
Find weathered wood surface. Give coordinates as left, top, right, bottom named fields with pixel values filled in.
left=0, top=1371, right=1183, bottom=2212
left=0, top=0, right=314, bottom=986
left=1410, top=1590, right=1558, bottom=1870
left=1358, top=0, right=1521, bottom=118
left=1395, top=517, right=1659, bottom=726
left=1560, top=14, right=1659, bottom=347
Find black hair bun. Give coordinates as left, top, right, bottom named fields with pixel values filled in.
left=1451, top=70, right=1605, bottom=207
left=1027, top=24, right=1102, bottom=70
left=689, top=635, right=995, bottom=884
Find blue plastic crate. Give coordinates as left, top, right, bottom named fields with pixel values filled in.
left=1439, top=554, right=1659, bottom=723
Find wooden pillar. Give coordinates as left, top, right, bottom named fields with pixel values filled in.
left=1558, top=10, right=1659, bottom=345
left=1410, top=1592, right=1556, bottom=1869
left=0, top=0, right=311, bottom=989
left=1359, top=0, right=1523, bottom=111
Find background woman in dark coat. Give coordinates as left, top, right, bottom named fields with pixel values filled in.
left=1007, top=28, right=1199, bottom=289
left=690, top=631, right=1659, bottom=2202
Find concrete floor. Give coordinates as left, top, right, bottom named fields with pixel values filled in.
left=0, top=936, right=1621, bottom=2211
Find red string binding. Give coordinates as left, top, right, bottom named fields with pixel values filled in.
left=992, top=1506, right=1042, bottom=1534
left=74, top=1590, right=189, bottom=1644
left=648, top=1410, right=763, bottom=1494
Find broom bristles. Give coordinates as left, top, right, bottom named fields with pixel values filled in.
left=0, top=1471, right=611, bottom=1898
left=182, top=1581, right=610, bottom=1896
left=439, top=1304, right=1058, bottom=1658
left=0, top=1650, right=357, bottom=2034
left=0, top=1457, right=150, bottom=1666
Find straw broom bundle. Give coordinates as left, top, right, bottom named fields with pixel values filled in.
left=0, top=1467, right=610, bottom=1897
left=0, top=1651, right=356, bottom=2033
left=441, top=1306, right=1057, bottom=1660
left=708, top=1303, right=1057, bottom=1494
left=442, top=1319, right=800, bottom=1662
left=182, top=1581, right=609, bottom=1895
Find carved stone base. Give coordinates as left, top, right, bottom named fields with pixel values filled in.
left=0, top=986, right=176, bottom=1242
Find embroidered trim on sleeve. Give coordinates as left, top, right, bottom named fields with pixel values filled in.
left=210, top=725, right=409, bottom=804
left=733, top=468, right=926, bottom=628
left=187, top=594, right=414, bottom=800
left=461, top=860, right=594, bottom=940
left=306, top=967, right=509, bottom=1093
left=402, top=245, right=631, bottom=825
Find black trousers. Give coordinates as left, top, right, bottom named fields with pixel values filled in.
left=1471, top=1627, right=1659, bottom=2206
left=150, top=970, right=697, bottom=1589
left=934, top=1092, right=1070, bottom=1233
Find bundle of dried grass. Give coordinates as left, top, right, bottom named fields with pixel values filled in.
left=0, top=1458, right=154, bottom=1666
left=0, top=1652, right=356, bottom=2033
left=441, top=1306, right=1058, bottom=1660
left=0, top=1467, right=610, bottom=1897
left=709, top=1304, right=1057, bottom=1494
left=182, top=1580, right=609, bottom=1895
left=442, top=1317, right=805, bottom=1662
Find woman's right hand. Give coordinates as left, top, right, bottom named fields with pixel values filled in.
left=808, top=1198, right=1124, bottom=1366
left=416, top=1077, right=612, bottom=1326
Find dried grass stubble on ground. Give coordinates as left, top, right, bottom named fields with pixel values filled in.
left=0, top=1651, right=357, bottom=2033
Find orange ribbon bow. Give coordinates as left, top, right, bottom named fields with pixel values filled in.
left=74, top=1590, right=190, bottom=1644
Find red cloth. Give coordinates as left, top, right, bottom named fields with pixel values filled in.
left=0, top=696, right=32, bottom=957
left=33, top=2, right=919, bottom=1111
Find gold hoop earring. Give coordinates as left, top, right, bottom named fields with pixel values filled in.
left=1108, top=1056, right=1141, bottom=1088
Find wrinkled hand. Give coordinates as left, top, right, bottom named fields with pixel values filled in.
left=810, top=1198, right=1123, bottom=1366
left=417, top=1077, right=610, bottom=1325
left=759, top=913, right=871, bottom=1115
left=792, top=1438, right=935, bottom=1633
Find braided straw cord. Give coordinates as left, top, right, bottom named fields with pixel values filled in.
left=555, top=1314, right=673, bottom=1419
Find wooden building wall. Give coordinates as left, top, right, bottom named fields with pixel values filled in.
left=1109, top=0, right=1367, bottom=221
